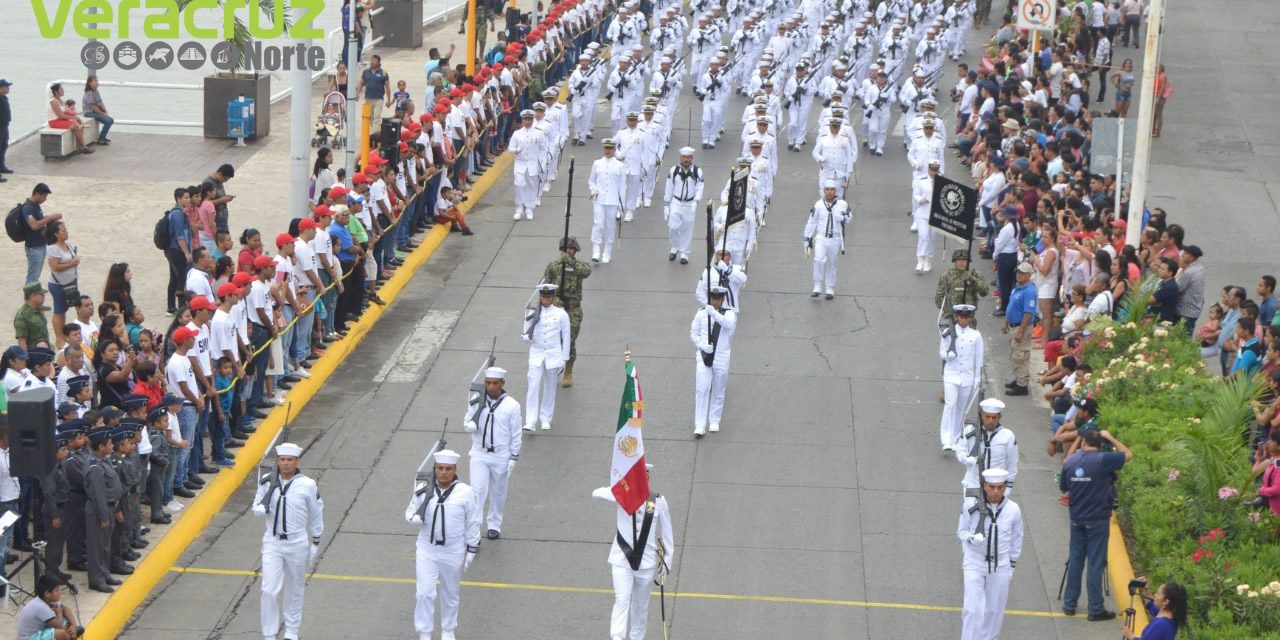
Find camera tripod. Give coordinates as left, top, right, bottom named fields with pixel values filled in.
left=5, top=540, right=78, bottom=601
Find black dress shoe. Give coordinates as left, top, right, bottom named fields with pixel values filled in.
left=199, top=465, right=218, bottom=474
left=668, top=252, right=677, bottom=261
left=110, top=564, right=135, bottom=575
left=174, top=487, right=196, bottom=498
left=487, top=529, right=500, bottom=540
left=89, top=584, right=116, bottom=593
left=131, top=540, right=149, bottom=550
left=1087, top=611, right=1117, bottom=621
left=278, top=381, right=294, bottom=390
left=124, top=549, right=142, bottom=559
left=227, top=439, right=246, bottom=448
left=152, top=516, right=172, bottom=525
left=825, top=294, right=835, bottom=300
left=1005, top=384, right=1030, bottom=396
left=67, top=562, right=87, bottom=571
left=105, top=576, right=123, bottom=585
left=4, top=553, right=18, bottom=563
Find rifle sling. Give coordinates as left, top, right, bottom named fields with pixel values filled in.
left=616, top=498, right=657, bottom=571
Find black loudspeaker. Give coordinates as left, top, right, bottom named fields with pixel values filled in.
left=7, top=387, right=57, bottom=478
left=380, top=118, right=402, bottom=168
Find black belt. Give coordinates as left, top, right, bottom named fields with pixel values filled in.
left=674, top=196, right=695, bottom=202
left=277, top=533, right=294, bottom=540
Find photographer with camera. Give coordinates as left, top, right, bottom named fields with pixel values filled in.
left=1121, top=578, right=1188, bottom=640
left=15, top=573, right=83, bottom=640
left=1058, top=427, right=1132, bottom=620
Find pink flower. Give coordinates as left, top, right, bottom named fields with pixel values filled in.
left=1248, top=512, right=1262, bottom=523
left=1167, top=469, right=1180, bottom=482
left=1210, top=528, right=1226, bottom=540
left=1192, top=548, right=1206, bottom=564
left=1219, top=486, right=1240, bottom=500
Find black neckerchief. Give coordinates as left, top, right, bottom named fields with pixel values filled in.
left=981, top=426, right=1003, bottom=472
left=615, top=495, right=658, bottom=570
left=482, top=393, right=508, bottom=452
left=271, top=476, right=297, bottom=539
left=431, top=482, right=458, bottom=545
left=824, top=200, right=837, bottom=237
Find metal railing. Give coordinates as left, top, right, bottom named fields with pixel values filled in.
left=14, top=0, right=467, bottom=143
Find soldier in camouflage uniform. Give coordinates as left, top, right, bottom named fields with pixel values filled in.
left=543, top=237, right=591, bottom=387
left=935, top=250, right=990, bottom=319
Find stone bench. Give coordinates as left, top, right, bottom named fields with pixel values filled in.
left=40, top=118, right=101, bottom=159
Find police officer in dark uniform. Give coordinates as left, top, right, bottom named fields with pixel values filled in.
left=41, top=420, right=82, bottom=582
left=109, top=424, right=140, bottom=574
left=543, top=237, right=592, bottom=387
left=84, top=428, right=123, bottom=592
left=119, top=394, right=152, bottom=551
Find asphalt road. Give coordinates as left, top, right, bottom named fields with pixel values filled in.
left=116, top=27, right=1155, bottom=640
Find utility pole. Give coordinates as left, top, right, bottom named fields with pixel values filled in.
left=1123, top=0, right=1164, bottom=249
left=344, top=0, right=360, bottom=186
left=289, top=3, right=313, bottom=218
left=466, top=0, right=479, bottom=75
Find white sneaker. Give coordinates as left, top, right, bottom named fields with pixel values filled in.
left=540, top=420, right=551, bottom=430
left=523, top=422, right=536, bottom=432
left=591, top=249, right=601, bottom=261
left=542, top=183, right=551, bottom=193
left=694, top=424, right=706, bottom=436
left=525, top=209, right=534, bottom=220
left=602, top=252, right=612, bottom=264
left=442, top=631, right=456, bottom=640
left=909, top=220, right=917, bottom=231
left=709, top=422, right=720, bottom=432
left=294, top=369, right=312, bottom=379
left=166, top=500, right=184, bottom=511
left=514, top=209, right=524, bottom=220
left=623, top=210, right=633, bottom=222
left=272, top=396, right=286, bottom=406
left=923, top=260, right=932, bottom=272
left=643, top=198, right=652, bottom=207
left=915, top=260, right=923, bottom=273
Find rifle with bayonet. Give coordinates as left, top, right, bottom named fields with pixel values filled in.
left=257, top=402, right=293, bottom=510
left=412, top=418, right=450, bottom=521
left=466, top=337, right=499, bottom=427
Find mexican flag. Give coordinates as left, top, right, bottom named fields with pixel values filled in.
left=610, top=358, right=650, bottom=515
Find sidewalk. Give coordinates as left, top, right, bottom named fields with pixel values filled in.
left=0, top=1, right=529, bottom=332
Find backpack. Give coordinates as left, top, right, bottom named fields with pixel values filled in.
left=5, top=203, right=28, bottom=243
left=153, top=209, right=173, bottom=250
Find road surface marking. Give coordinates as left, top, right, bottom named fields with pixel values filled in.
left=372, top=310, right=461, bottom=383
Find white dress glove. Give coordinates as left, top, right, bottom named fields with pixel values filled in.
left=464, top=420, right=478, bottom=432
left=408, top=513, right=423, bottom=525
left=252, top=504, right=267, bottom=517
left=699, top=342, right=714, bottom=354
left=507, top=459, right=517, bottom=473
left=308, top=544, right=319, bottom=568
left=969, top=532, right=985, bottom=545
left=464, top=551, right=476, bottom=572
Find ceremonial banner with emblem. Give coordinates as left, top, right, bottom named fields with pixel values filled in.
left=611, top=358, right=650, bottom=515
left=928, top=175, right=978, bottom=243
left=726, top=168, right=749, bottom=227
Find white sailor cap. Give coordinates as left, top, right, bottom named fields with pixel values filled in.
left=749, top=140, right=763, bottom=148
left=863, top=11, right=873, bottom=17
left=737, top=156, right=753, bottom=165
left=709, top=285, right=729, bottom=296
left=952, top=302, right=975, bottom=312
left=914, top=68, right=926, bottom=79
left=434, top=449, right=462, bottom=465
left=920, top=98, right=938, bottom=108
left=660, top=56, right=673, bottom=64
left=578, top=54, right=591, bottom=61
left=870, top=62, right=881, bottom=70
left=833, top=61, right=846, bottom=70
left=922, top=118, right=937, bottom=128
left=679, top=146, right=696, bottom=156
left=543, top=88, right=559, bottom=97
left=830, top=91, right=845, bottom=99
left=276, top=442, right=303, bottom=458
left=756, top=117, right=771, bottom=124
left=587, top=43, right=601, bottom=50
left=520, top=109, right=535, bottom=118
left=537, top=283, right=559, bottom=294
left=979, top=398, right=1007, bottom=414
left=532, top=102, right=547, bottom=111
left=827, top=117, right=843, bottom=126
left=823, top=180, right=839, bottom=189
left=602, top=138, right=618, bottom=146
left=982, top=468, right=1010, bottom=485
left=626, top=111, right=640, bottom=119
left=631, top=44, right=644, bottom=51
left=484, top=366, right=507, bottom=380
left=642, top=104, right=656, bottom=113
left=926, top=28, right=937, bottom=35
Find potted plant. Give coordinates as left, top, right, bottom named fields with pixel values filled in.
left=193, top=0, right=289, bottom=139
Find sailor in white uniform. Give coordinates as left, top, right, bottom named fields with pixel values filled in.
left=252, top=443, right=325, bottom=640
left=956, top=398, right=1019, bottom=496
left=690, top=286, right=737, bottom=436
left=522, top=284, right=571, bottom=431
left=405, top=449, right=482, bottom=640
left=663, top=147, right=705, bottom=264
left=957, top=468, right=1023, bottom=640
left=462, top=366, right=522, bottom=539
left=589, top=139, right=627, bottom=263
left=912, top=160, right=941, bottom=271
left=591, top=465, right=674, bottom=640
left=803, top=181, right=853, bottom=299
left=939, top=303, right=984, bottom=450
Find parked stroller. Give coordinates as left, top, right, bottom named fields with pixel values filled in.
left=313, top=91, right=347, bottom=148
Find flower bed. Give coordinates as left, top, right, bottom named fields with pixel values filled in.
left=1080, top=319, right=1280, bottom=637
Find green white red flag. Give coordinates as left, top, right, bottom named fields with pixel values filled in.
left=610, top=358, right=650, bottom=515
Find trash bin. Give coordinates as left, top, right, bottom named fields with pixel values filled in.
left=227, top=96, right=256, bottom=140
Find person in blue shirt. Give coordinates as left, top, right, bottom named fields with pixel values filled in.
left=1060, top=428, right=1133, bottom=620
left=165, top=187, right=192, bottom=315
left=1230, top=317, right=1262, bottom=377
left=1123, top=580, right=1188, bottom=640
left=1256, top=275, right=1276, bottom=326
left=1216, top=285, right=1244, bottom=375
left=1003, top=263, right=1038, bottom=395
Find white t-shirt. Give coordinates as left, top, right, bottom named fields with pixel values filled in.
left=369, top=179, right=392, bottom=217
left=310, top=227, right=333, bottom=265
left=1088, top=291, right=1114, bottom=319
left=231, top=298, right=249, bottom=344
left=209, top=308, right=238, bottom=362
left=293, top=239, right=319, bottom=281
left=165, top=351, right=198, bottom=402
left=166, top=410, right=182, bottom=443
left=185, top=268, right=217, bottom=304
left=274, top=255, right=297, bottom=300
left=68, top=318, right=100, bottom=347
left=185, top=321, right=212, bottom=377
left=247, top=280, right=272, bottom=326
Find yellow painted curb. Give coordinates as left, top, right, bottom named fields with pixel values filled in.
left=1107, top=514, right=1149, bottom=630
left=85, top=146, right=517, bottom=639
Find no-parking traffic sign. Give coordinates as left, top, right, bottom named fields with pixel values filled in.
left=1017, top=0, right=1056, bottom=31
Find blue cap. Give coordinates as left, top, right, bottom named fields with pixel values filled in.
left=162, top=393, right=183, bottom=407
left=26, top=346, right=55, bottom=365
left=111, top=425, right=136, bottom=443
left=147, top=407, right=167, bottom=423
left=5, top=345, right=27, bottom=360
left=100, top=406, right=124, bottom=421
left=57, top=402, right=80, bottom=416
left=88, top=428, right=113, bottom=446
left=57, top=418, right=88, bottom=437
left=67, top=374, right=91, bottom=393
left=120, top=394, right=148, bottom=411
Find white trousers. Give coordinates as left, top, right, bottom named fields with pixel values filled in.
left=415, top=543, right=464, bottom=635
left=547, top=145, right=562, bottom=183
left=526, top=360, right=562, bottom=424
left=611, top=101, right=628, bottom=136
left=811, top=237, right=841, bottom=293
left=572, top=102, right=593, bottom=140
left=915, top=217, right=937, bottom=260
left=865, top=109, right=891, bottom=152
left=611, top=564, right=656, bottom=640
left=513, top=169, right=540, bottom=211
left=592, top=204, right=620, bottom=252
left=702, top=101, right=725, bottom=144
left=641, top=164, right=658, bottom=201
left=786, top=98, right=813, bottom=145
left=667, top=202, right=696, bottom=254
left=470, top=455, right=511, bottom=532
left=961, top=565, right=1013, bottom=640
left=624, top=173, right=643, bottom=211
left=694, top=357, right=730, bottom=428
left=260, top=538, right=309, bottom=639
left=941, top=381, right=974, bottom=447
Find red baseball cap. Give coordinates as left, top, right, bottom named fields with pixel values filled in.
left=493, top=63, right=504, bottom=71
left=449, top=88, right=463, bottom=98
left=189, top=297, right=215, bottom=311
left=352, top=174, right=372, bottom=185
left=299, top=218, right=319, bottom=231
left=1110, top=218, right=1127, bottom=230
left=398, top=141, right=410, bottom=153
left=232, top=271, right=255, bottom=286
left=368, top=153, right=388, bottom=166
left=171, top=327, right=196, bottom=344
left=419, top=113, right=433, bottom=123
left=275, top=232, right=296, bottom=247
left=326, top=186, right=347, bottom=200
left=400, top=129, right=415, bottom=140
left=217, top=282, right=244, bottom=298
left=253, top=255, right=276, bottom=270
